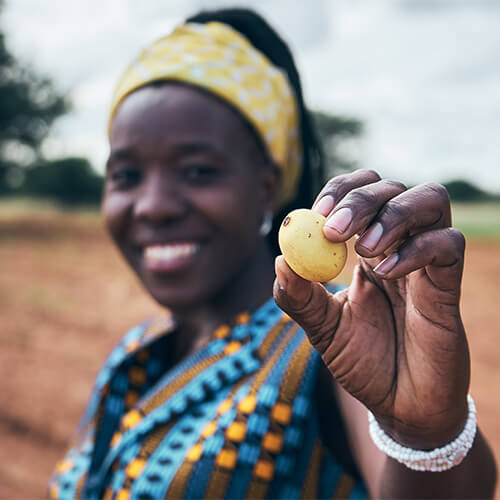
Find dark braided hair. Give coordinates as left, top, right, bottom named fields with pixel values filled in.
left=186, top=8, right=326, bottom=256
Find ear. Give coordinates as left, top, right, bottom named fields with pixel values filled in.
left=258, top=161, right=282, bottom=212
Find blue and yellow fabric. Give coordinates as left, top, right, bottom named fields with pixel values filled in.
left=48, top=294, right=366, bottom=499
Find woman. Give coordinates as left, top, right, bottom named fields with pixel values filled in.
left=48, top=8, right=496, bottom=499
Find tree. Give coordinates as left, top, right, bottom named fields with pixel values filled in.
left=443, top=179, right=492, bottom=202
left=311, top=110, right=363, bottom=179
left=0, top=0, right=68, bottom=193
left=22, top=157, right=103, bottom=206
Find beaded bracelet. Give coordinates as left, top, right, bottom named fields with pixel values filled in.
left=368, top=395, right=477, bottom=472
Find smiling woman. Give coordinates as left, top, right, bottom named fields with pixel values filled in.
left=104, top=82, right=277, bottom=312
left=47, top=7, right=496, bottom=500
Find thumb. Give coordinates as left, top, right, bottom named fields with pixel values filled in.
left=273, top=256, right=344, bottom=353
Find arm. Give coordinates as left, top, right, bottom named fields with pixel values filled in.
left=274, top=170, right=497, bottom=499
left=333, top=376, right=496, bottom=499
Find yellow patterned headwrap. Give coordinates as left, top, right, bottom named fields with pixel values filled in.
left=109, top=21, right=302, bottom=207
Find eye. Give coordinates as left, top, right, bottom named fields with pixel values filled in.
left=182, top=164, right=220, bottom=184
left=107, top=166, right=141, bottom=189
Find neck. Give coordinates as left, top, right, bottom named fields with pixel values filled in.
left=169, top=241, right=276, bottom=360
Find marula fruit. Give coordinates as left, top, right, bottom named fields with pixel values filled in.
left=278, top=208, right=347, bottom=282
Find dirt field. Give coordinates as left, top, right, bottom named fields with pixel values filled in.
left=1, top=205, right=499, bottom=499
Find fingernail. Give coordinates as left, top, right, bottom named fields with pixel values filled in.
left=312, top=195, right=334, bottom=216
left=374, top=252, right=399, bottom=275
left=325, top=207, right=352, bottom=233
left=360, top=222, right=383, bottom=250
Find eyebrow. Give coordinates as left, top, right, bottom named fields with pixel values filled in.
left=106, top=142, right=223, bottom=169
left=106, top=148, right=135, bottom=170
left=174, top=142, right=221, bottom=155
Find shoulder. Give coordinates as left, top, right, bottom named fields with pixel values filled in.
left=77, top=315, right=174, bottom=430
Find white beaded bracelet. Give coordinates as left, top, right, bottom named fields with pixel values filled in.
left=368, top=395, right=477, bottom=472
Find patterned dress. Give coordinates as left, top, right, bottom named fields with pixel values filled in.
left=48, top=294, right=366, bottom=499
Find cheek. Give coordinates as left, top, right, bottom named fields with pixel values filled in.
left=199, top=186, right=261, bottom=235
left=197, top=190, right=263, bottom=269
left=101, top=191, right=132, bottom=243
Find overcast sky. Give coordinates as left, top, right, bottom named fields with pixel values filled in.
left=3, top=0, right=500, bottom=192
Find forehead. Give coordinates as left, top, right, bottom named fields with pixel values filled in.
left=109, top=83, right=260, bottom=155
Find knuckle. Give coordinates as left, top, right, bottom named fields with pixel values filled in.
left=383, top=179, right=407, bottom=192
left=414, top=235, right=428, bottom=253
left=322, top=174, right=347, bottom=195
left=425, top=182, right=450, bottom=202
left=355, top=168, right=381, bottom=182
left=321, top=170, right=382, bottom=202
left=345, top=186, right=378, bottom=207
left=380, top=199, right=411, bottom=221
left=445, top=227, right=466, bottom=254
left=324, top=177, right=340, bottom=192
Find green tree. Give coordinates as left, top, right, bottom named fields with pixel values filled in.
left=0, top=0, right=68, bottom=193
left=443, top=179, right=492, bottom=202
left=311, top=110, right=363, bottom=178
left=22, top=157, right=103, bottom=206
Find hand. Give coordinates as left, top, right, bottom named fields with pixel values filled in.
left=274, top=169, right=470, bottom=449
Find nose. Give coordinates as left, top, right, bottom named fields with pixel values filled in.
left=134, top=170, right=187, bottom=224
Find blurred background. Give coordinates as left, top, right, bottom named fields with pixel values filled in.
left=1, top=0, right=499, bottom=497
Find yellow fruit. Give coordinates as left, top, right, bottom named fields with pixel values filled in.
left=278, top=208, right=347, bottom=282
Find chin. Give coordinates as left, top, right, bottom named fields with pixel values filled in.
left=131, top=249, right=253, bottom=313
left=143, top=279, right=215, bottom=312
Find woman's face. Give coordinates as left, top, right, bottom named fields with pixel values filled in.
left=103, top=83, right=279, bottom=310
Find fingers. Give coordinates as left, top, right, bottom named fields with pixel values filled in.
left=313, top=174, right=453, bottom=260
left=353, top=183, right=452, bottom=258
left=274, top=256, right=345, bottom=352
left=312, top=169, right=382, bottom=217
left=317, top=178, right=407, bottom=243
left=311, top=171, right=460, bottom=289
left=373, top=227, right=465, bottom=291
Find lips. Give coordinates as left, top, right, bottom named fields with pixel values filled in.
left=142, top=242, right=200, bottom=271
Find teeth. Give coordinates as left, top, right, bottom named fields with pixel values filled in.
left=144, top=243, right=199, bottom=262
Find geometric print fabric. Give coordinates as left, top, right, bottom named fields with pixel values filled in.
left=48, top=292, right=366, bottom=499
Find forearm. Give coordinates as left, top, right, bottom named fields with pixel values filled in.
left=332, top=380, right=497, bottom=499
left=378, top=429, right=497, bottom=499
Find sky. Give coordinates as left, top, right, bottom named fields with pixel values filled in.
left=3, top=0, right=500, bottom=192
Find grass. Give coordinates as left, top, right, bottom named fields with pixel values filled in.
left=0, top=196, right=100, bottom=219
left=451, top=202, right=500, bottom=239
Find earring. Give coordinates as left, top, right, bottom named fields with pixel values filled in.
left=259, top=210, right=273, bottom=237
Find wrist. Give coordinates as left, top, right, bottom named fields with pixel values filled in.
left=368, top=395, right=477, bottom=472
left=373, top=399, right=469, bottom=450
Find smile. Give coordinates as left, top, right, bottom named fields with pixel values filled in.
left=143, top=242, right=200, bottom=271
